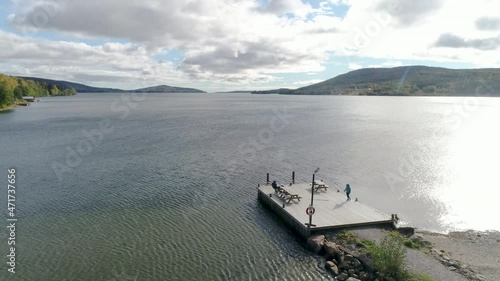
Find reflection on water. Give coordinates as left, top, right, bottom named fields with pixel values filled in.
left=439, top=106, right=500, bottom=231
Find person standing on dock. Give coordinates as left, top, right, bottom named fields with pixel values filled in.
left=344, top=184, right=351, bottom=201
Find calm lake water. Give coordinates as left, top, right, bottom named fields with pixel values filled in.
left=1, top=93, right=499, bottom=280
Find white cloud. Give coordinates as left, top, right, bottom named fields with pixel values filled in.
left=0, top=0, right=499, bottom=90
left=367, top=61, right=403, bottom=68
left=257, top=0, right=314, bottom=18
left=348, top=63, right=363, bottom=70
left=0, top=30, right=184, bottom=89
left=331, top=0, right=500, bottom=66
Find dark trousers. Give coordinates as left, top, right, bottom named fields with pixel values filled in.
left=346, top=192, right=351, bottom=200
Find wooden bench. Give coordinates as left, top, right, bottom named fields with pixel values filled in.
left=284, top=194, right=302, bottom=204
left=277, top=188, right=302, bottom=203
left=278, top=188, right=290, bottom=198
left=313, top=180, right=329, bottom=192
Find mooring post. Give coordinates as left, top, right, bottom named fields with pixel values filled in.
left=292, top=171, right=295, bottom=184
left=266, top=173, right=270, bottom=184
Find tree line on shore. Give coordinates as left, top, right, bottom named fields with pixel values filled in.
left=0, top=74, right=76, bottom=109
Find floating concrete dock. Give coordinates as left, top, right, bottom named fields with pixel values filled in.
left=257, top=180, right=395, bottom=239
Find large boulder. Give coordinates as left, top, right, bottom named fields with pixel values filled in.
left=325, top=261, right=339, bottom=275
left=306, top=235, right=325, bottom=254
left=410, top=233, right=425, bottom=242
left=323, top=241, right=343, bottom=261
left=410, top=233, right=431, bottom=247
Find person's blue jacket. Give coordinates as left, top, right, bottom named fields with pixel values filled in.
left=344, top=184, right=351, bottom=193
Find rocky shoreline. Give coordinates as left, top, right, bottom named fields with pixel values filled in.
left=305, top=227, right=499, bottom=281
left=423, top=230, right=500, bottom=281
left=307, top=234, right=376, bottom=281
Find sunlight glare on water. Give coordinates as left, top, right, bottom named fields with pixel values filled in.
left=438, top=102, right=500, bottom=231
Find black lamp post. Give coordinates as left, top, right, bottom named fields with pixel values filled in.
left=306, top=168, right=320, bottom=231
left=310, top=168, right=320, bottom=206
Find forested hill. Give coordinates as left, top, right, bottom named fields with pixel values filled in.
left=131, top=85, right=205, bottom=93
left=291, top=66, right=500, bottom=96
left=0, top=74, right=76, bottom=109
left=19, top=77, right=206, bottom=93
left=19, top=76, right=124, bottom=93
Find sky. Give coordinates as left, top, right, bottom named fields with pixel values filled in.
left=0, top=0, right=499, bottom=92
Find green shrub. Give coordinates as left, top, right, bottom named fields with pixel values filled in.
left=368, top=234, right=412, bottom=280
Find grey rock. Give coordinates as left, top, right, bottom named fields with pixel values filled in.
left=410, top=233, right=425, bottom=242
left=323, top=241, right=342, bottom=261
left=475, top=274, right=487, bottom=281
left=460, top=268, right=471, bottom=275
left=325, top=261, right=339, bottom=275
left=345, top=254, right=354, bottom=262
left=410, top=233, right=432, bottom=247
left=346, top=277, right=361, bottom=281
left=431, top=249, right=441, bottom=256
left=353, top=258, right=362, bottom=268
left=306, top=235, right=325, bottom=254
left=446, top=259, right=458, bottom=268
left=337, top=273, right=349, bottom=281
left=340, top=261, right=350, bottom=270
left=360, top=272, right=370, bottom=281
left=348, top=268, right=355, bottom=276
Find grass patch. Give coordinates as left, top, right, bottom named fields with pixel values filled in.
left=412, top=273, right=435, bottom=281
left=403, top=239, right=429, bottom=249
left=356, top=239, right=376, bottom=249
left=336, top=230, right=358, bottom=245
left=390, top=231, right=430, bottom=250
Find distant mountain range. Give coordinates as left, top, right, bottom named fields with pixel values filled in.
left=15, top=66, right=500, bottom=96
left=253, top=66, right=500, bottom=96
left=18, top=76, right=206, bottom=93
left=132, top=85, right=205, bottom=93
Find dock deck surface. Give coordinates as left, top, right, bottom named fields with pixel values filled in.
left=258, top=183, right=393, bottom=237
